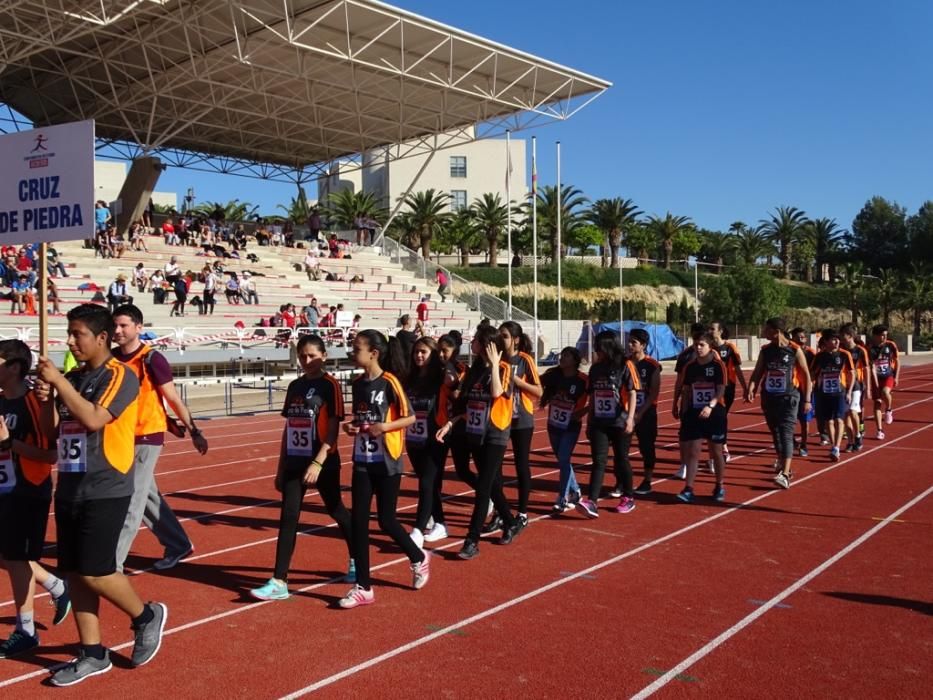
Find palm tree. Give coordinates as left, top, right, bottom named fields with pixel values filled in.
left=760, top=206, right=809, bottom=279
left=326, top=189, right=384, bottom=230
left=899, top=262, right=932, bottom=336
left=841, top=262, right=866, bottom=325
left=699, top=230, right=732, bottom=273
left=532, top=185, right=589, bottom=261
left=874, top=268, right=900, bottom=327
left=587, top=198, right=642, bottom=269
left=646, top=213, right=693, bottom=270
left=402, top=189, right=451, bottom=259
left=804, top=217, right=846, bottom=283
left=730, top=224, right=774, bottom=265
left=471, top=193, right=510, bottom=266
left=277, top=186, right=313, bottom=223
left=441, top=209, right=481, bottom=266
left=192, top=199, right=259, bottom=222
left=624, top=223, right=658, bottom=266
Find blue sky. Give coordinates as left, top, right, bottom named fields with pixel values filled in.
left=156, top=0, right=933, bottom=232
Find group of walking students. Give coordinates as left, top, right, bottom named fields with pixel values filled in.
left=0, top=303, right=900, bottom=688
left=253, top=314, right=900, bottom=608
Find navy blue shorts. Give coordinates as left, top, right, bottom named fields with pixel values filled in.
left=815, top=392, right=847, bottom=421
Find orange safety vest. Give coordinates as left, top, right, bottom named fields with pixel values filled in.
left=121, top=344, right=169, bottom=437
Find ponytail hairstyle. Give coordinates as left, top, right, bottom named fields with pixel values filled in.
left=356, top=329, right=409, bottom=382
left=764, top=317, right=788, bottom=339
left=411, top=336, right=445, bottom=393
left=594, top=329, right=626, bottom=371
left=499, top=321, right=533, bottom=355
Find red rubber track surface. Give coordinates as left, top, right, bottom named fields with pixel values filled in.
left=1, top=366, right=931, bottom=698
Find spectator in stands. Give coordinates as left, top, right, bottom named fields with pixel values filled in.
left=11, top=274, right=30, bottom=314
left=15, top=250, right=36, bottom=286
left=133, top=263, right=149, bottom=293
left=164, top=255, right=181, bottom=284
left=1, top=256, right=17, bottom=288
left=417, top=295, right=430, bottom=324
left=46, top=277, right=62, bottom=315
left=130, top=220, right=150, bottom=252
left=282, top=303, right=297, bottom=329
left=107, top=273, right=133, bottom=313
left=396, top=314, right=417, bottom=356
left=170, top=273, right=188, bottom=317
left=225, top=272, right=241, bottom=304
left=177, top=216, right=190, bottom=246
left=435, top=268, right=450, bottom=302
left=95, top=228, right=113, bottom=258
left=142, top=198, right=154, bottom=229
left=328, top=233, right=339, bottom=258
left=304, top=249, right=321, bottom=281
left=46, top=246, right=69, bottom=278
left=255, top=226, right=270, bottom=246
left=349, top=273, right=365, bottom=284
left=304, top=298, right=320, bottom=327
left=163, top=217, right=179, bottom=246
left=308, top=208, right=322, bottom=241
left=320, top=305, right=336, bottom=328
left=201, top=265, right=217, bottom=315
left=112, top=229, right=127, bottom=258
left=150, top=269, right=167, bottom=304
left=95, top=200, right=111, bottom=233
left=240, top=271, right=259, bottom=305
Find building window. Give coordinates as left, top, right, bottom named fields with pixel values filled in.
left=449, top=156, right=467, bottom=178
left=450, top=190, right=468, bottom=212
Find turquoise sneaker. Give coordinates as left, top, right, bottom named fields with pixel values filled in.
left=250, top=578, right=289, bottom=601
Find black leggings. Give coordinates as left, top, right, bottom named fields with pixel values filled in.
left=273, top=468, right=352, bottom=581
left=634, top=408, right=658, bottom=479
left=408, top=443, right=447, bottom=530
left=588, top=424, right=634, bottom=499
left=203, top=289, right=215, bottom=315
left=350, top=467, right=424, bottom=590
left=450, top=430, right=476, bottom=489
left=466, top=441, right=515, bottom=542
left=763, top=394, right=800, bottom=459
left=510, top=427, right=534, bottom=514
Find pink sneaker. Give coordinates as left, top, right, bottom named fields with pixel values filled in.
left=884, top=410, right=893, bottom=425
left=338, top=584, right=375, bottom=609
left=411, top=550, right=431, bottom=590
left=876, top=430, right=886, bottom=440
left=613, top=496, right=636, bottom=514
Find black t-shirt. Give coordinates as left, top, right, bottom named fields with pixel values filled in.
left=350, top=372, right=410, bottom=474
left=396, top=329, right=417, bottom=357
left=280, top=373, right=344, bottom=470
left=0, top=391, right=51, bottom=500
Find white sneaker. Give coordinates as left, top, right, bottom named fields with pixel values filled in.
left=339, top=585, right=374, bottom=609
left=411, top=550, right=431, bottom=590
left=423, top=523, right=448, bottom=542
left=675, top=464, right=687, bottom=480
left=410, top=528, right=424, bottom=549
left=609, top=486, right=623, bottom=498
left=707, top=459, right=716, bottom=474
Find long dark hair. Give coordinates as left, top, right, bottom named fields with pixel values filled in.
left=410, top=336, right=445, bottom=394
left=499, top=320, right=533, bottom=355
left=594, top=330, right=626, bottom=371
left=356, top=329, right=409, bottom=382
left=471, top=324, right=507, bottom=369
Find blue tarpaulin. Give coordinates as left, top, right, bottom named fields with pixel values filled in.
left=575, top=321, right=685, bottom=361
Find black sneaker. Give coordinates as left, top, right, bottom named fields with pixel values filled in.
left=480, top=515, right=503, bottom=537
left=131, top=602, right=167, bottom=668
left=51, top=583, right=72, bottom=626
left=49, top=649, right=112, bottom=687
left=844, top=443, right=856, bottom=453
left=854, top=436, right=863, bottom=451
left=634, top=479, right=653, bottom=496
left=500, top=519, right=525, bottom=545
left=0, top=630, right=39, bottom=658
left=457, top=540, right=479, bottom=560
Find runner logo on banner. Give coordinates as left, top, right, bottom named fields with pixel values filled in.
left=0, top=119, right=95, bottom=244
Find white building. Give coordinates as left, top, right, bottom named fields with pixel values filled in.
left=320, top=136, right=527, bottom=214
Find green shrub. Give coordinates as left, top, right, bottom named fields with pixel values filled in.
left=449, top=261, right=703, bottom=290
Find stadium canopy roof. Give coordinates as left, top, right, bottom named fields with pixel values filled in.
left=0, top=0, right=610, bottom=183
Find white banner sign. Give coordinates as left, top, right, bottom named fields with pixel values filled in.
left=0, top=119, right=95, bottom=245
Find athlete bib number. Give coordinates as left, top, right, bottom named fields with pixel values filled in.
left=407, top=412, right=429, bottom=445
left=286, top=417, right=315, bottom=457
left=593, top=390, right=618, bottom=419
left=0, top=451, right=15, bottom=494
left=58, top=422, right=87, bottom=473
left=875, top=359, right=891, bottom=376
left=764, top=371, right=787, bottom=394
left=635, top=391, right=647, bottom=410
left=548, top=400, right=574, bottom=430
left=466, top=401, right=489, bottom=436
left=692, top=382, right=715, bottom=409
left=821, top=371, right=841, bottom=394
left=353, top=432, right=385, bottom=463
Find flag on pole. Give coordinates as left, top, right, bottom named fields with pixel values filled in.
left=531, top=147, right=537, bottom=196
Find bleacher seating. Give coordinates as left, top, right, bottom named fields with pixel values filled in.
left=6, top=233, right=476, bottom=351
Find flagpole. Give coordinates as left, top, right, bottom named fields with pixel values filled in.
left=506, top=130, right=513, bottom=320
left=556, top=141, right=562, bottom=347
left=531, top=136, right=539, bottom=362
left=619, top=256, right=624, bottom=341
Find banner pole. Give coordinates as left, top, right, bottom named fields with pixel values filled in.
left=39, top=242, right=49, bottom=357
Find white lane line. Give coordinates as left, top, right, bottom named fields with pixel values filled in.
left=273, top=408, right=933, bottom=698
left=629, top=483, right=933, bottom=699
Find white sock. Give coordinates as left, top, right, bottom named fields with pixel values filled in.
left=16, top=611, right=35, bottom=637
left=41, top=574, right=66, bottom=599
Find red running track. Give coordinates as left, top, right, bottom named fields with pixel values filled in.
left=1, top=365, right=931, bottom=698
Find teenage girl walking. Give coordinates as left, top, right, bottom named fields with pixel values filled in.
left=627, top=329, right=662, bottom=495
left=499, top=322, right=542, bottom=527
left=437, top=324, right=522, bottom=560
left=577, top=331, right=639, bottom=518
left=339, top=330, right=430, bottom=609
left=250, top=335, right=354, bottom=601
left=403, top=337, right=448, bottom=548
left=539, top=347, right=587, bottom=514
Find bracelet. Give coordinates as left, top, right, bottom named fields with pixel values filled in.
left=311, top=460, right=323, bottom=469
